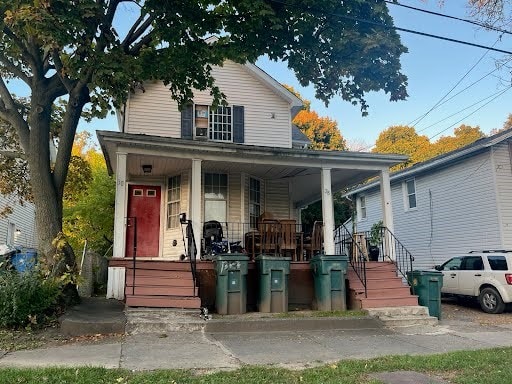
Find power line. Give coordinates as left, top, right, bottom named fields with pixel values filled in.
left=428, top=86, right=512, bottom=140
left=267, top=0, right=512, bottom=55
left=385, top=0, right=512, bottom=36
left=409, top=36, right=502, bottom=128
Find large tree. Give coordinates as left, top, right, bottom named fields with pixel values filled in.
left=0, top=1, right=408, bottom=280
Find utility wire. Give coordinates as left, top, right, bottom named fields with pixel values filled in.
left=385, top=0, right=512, bottom=36
left=428, top=86, right=512, bottom=140
left=267, top=0, right=512, bottom=55
left=408, top=36, right=501, bottom=128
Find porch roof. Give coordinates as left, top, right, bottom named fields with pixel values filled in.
left=97, top=130, right=407, bottom=207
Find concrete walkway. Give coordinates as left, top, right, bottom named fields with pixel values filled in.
left=2, top=308, right=512, bottom=370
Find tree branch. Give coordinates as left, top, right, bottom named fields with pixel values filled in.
left=129, top=32, right=153, bottom=55
left=0, top=149, right=26, bottom=160
left=0, top=77, right=30, bottom=151
left=0, top=55, right=31, bottom=85
left=2, top=27, right=35, bottom=69
left=51, top=50, right=74, bottom=92
left=122, top=14, right=155, bottom=52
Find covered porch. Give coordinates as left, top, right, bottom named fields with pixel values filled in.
left=98, top=130, right=407, bottom=309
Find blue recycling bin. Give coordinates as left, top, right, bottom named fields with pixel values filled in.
left=11, top=248, right=37, bottom=272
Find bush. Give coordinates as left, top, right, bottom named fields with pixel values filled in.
left=0, top=271, right=60, bottom=328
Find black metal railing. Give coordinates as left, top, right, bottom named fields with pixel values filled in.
left=334, top=224, right=367, bottom=298
left=181, top=218, right=198, bottom=297
left=126, top=216, right=137, bottom=296
left=381, top=227, right=415, bottom=285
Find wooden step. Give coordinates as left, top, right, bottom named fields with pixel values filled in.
left=359, top=296, right=418, bottom=309
left=125, top=285, right=198, bottom=296
left=125, top=261, right=193, bottom=271
left=352, top=286, right=412, bottom=298
left=125, top=295, right=201, bottom=309
left=125, top=269, right=194, bottom=280
left=125, top=276, right=195, bottom=287
left=347, top=271, right=398, bottom=279
left=348, top=277, right=406, bottom=290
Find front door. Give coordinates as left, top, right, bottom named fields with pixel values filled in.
left=126, top=185, right=161, bottom=257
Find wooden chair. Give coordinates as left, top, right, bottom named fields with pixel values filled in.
left=279, top=219, right=297, bottom=260
left=303, top=221, right=323, bottom=259
left=259, top=220, right=280, bottom=255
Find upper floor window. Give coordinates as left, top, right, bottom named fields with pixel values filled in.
left=404, top=178, right=417, bottom=210
left=358, top=195, right=367, bottom=221
left=249, top=177, right=261, bottom=229
left=167, top=175, right=181, bottom=229
left=209, top=106, right=232, bottom=142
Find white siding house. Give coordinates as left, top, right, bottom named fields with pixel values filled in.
left=0, top=194, right=37, bottom=248
left=346, top=129, right=512, bottom=270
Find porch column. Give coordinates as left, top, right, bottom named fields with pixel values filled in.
left=380, top=168, right=395, bottom=261
left=321, top=167, right=335, bottom=255
left=113, top=152, right=128, bottom=259
left=191, top=159, right=202, bottom=251
left=108, top=152, right=127, bottom=300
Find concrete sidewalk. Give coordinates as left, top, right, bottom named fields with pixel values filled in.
left=2, top=316, right=512, bottom=370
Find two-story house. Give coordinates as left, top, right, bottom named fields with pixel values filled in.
left=97, top=59, right=408, bottom=310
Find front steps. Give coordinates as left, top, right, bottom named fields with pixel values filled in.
left=347, top=261, right=419, bottom=309
left=125, top=260, right=201, bottom=309
left=367, top=306, right=438, bottom=328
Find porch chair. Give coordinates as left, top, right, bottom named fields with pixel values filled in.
left=279, top=219, right=297, bottom=260
left=303, top=221, right=323, bottom=259
left=259, top=220, right=280, bottom=256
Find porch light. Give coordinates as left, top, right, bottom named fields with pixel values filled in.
left=142, top=164, right=152, bottom=174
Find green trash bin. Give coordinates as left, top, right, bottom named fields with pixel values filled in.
left=256, top=255, right=291, bottom=313
left=214, top=253, right=249, bottom=315
left=310, top=254, right=349, bottom=311
left=407, top=270, right=444, bottom=320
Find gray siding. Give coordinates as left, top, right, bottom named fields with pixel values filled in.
left=0, top=195, right=37, bottom=248
left=493, top=141, right=512, bottom=249
left=355, top=150, right=502, bottom=270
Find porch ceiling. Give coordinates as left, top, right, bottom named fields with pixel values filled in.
left=98, top=130, right=406, bottom=208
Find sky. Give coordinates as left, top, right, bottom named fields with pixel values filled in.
left=76, top=1, right=512, bottom=150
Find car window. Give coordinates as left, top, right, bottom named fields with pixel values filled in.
left=488, top=256, right=508, bottom=271
left=441, top=257, right=463, bottom=271
left=461, top=256, right=484, bottom=271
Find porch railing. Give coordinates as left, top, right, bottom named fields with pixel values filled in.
left=126, top=216, right=137, bottom=296
left=183, top=219, right=198, bottom=296
left=334, top=224, right=367, bottom=298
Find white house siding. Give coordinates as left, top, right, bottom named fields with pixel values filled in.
left=355, top=150, right=501, bottom=270
left=492, top=141, right=512, bottom=249
left=0, top=194, right=37, bottom=248
left=125, top=61, right=292, bottom=148
left=163, top=171, right=190, bottom=260
left=265, top=180, right=291, bottom=219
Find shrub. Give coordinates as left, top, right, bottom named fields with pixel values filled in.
left=0, top=271, right=60, bottom=328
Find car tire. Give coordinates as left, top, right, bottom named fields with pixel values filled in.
left=478, top=287, right=505, bottom=314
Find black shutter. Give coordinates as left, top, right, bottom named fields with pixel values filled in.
left=233, top=105, right=244, bottom=143
left=181, top=105, right=193, bottom=139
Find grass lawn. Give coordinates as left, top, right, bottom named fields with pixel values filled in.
left=1, top=347, right=512, bottom=384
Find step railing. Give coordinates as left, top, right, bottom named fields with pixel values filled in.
left=334, top=224, right=367, bottom=298
left=126, top=216, right=137, bottom=296
left=181, top=216, right=198, bottom=297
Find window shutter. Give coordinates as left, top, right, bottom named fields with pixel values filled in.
left=233, top=105, right=244, bottom=143
left=181, top=105, right=193, bottom=139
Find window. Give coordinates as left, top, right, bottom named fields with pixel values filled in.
left=147, top=189, right=156, bottom=197
left=404, top=179, right=417, bottom=210
left=462, top=256, right=484, bottom=271
left=133, top=189, right=143, bottom=196
left=209, top=106, right=232, bottom=142
left=167, top=175, right=181, bottom=229
left=249, top=178, right=261, bottom=229
left=358, top=195, right=367, bottom=221
left=204, top=173, right=228, bottom=223
left=441, top=257, right=463, bottom=271
left=488, top=256, right=508, bottom=271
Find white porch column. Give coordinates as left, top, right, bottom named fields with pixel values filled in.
left=321, top=167, right=335, bottom=255
left=380, top=168, right=394, bottom=233
left=380, top=168, right=395, bottom=261
left=108, top=152, right=127, bottom=300
left=191, top=159, right=202, bottom=248
left=113, top=152, right=128, bottom=258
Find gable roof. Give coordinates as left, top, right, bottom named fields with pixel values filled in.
left=346, top=128, right=512, bottom=196
left=292, top=124, right=311, bottom=147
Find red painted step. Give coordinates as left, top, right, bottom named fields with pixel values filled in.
left=125, top=276, right=195, bottom=288
left=125, top=269, right=194, bottom=280
left=359, top=296, right=419, bottom=308
left=125, top=285, right=198, bottom=297
left=122, top=260, right=194, bottom=271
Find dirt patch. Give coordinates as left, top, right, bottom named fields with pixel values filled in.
left=442, top=298, right=512, bottom=326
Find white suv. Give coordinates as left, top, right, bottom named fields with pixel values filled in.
left=435, top=250, right=512, bottom=314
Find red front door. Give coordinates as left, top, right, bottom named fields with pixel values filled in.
left=126, top=185, right=161, bottom=257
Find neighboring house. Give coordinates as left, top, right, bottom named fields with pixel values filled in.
left=0, top=194, right=37, bottom=249
left=345, top=129, right=512, bottom=270
left=97, top=58, right=407, bottom=308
